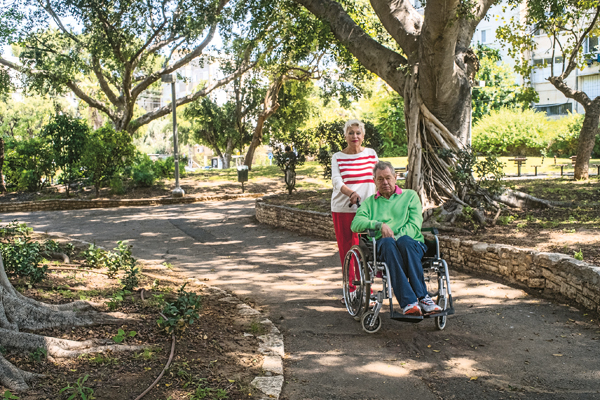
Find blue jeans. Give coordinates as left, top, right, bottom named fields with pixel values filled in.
left=377, top=235, right=427, bottom=308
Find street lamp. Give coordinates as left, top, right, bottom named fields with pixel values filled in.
left=162, top=73, right=184, bottom=197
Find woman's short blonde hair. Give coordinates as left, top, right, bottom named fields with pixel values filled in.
left=343, top=119, right=365, bottom=135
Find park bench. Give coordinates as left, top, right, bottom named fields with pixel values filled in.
left=508, top=157, right=527, bottom=177
left=570, top=156, right=577, bottom=165
left=532, top=165, right=541, bottom=176
left=395, top=166, right=407, bottom=180
left=592, top=164, right=600, bottom=177
left=556, top=164, right=569, bottom=176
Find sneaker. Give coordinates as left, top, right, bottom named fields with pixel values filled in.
left=419, top=295, right=442, bottom=314
left=402, top=302, right=422, bottom=316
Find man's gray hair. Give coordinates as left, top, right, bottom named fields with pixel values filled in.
left=373, top=161, right=395, bottom=176
left=343, top=119, right=365, bottom=135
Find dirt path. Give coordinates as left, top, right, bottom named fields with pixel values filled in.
left=3, top=200, right=600, bottom=400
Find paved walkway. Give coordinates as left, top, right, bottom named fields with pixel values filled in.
left=4, top=200, right=600, bottom=399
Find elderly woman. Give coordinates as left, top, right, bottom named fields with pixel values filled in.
left=331, top=119, right=378, bottom=295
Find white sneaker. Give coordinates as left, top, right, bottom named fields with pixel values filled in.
left=419, top=295, right=442, bottom=314
left=402, top=302, right=422, bottom=316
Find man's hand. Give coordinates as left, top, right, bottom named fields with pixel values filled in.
left=380, top=223, right=394, bottom=238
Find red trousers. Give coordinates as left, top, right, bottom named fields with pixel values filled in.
left=332, top=212, right=359, bottom=291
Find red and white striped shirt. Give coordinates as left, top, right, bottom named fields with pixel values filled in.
left=331, top=148, right=378, bottom=213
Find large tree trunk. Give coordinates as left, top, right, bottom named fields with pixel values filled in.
left=0, top=254, right=142, bottom=391
left=574, top=108, right=600, bottom=179
left=223, top=138, right=234, bottom=169
left=403, top=65, right=470, bottom=208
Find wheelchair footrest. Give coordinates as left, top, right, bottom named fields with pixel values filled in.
left=390, top=312, right=423, bottom=323
left=423, top=308, right=455, bottom=318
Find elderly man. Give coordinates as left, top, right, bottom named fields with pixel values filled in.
left=350, top=161, right=441, bottom=316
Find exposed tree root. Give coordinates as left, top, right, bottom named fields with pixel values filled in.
left=0, top=254, right=144, bottom=391
left=494, top=187, right=575, bottom=209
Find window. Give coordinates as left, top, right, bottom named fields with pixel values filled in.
left=534, top=103, right=572, bottom=116
left=554, top=56, right=563, bottom=64
left=585, top=36, right=599, bottom=54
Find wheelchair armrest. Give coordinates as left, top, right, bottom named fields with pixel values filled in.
left=357, top=230, right=378, bottom=238
left=421, top=227, right=439, bottom=235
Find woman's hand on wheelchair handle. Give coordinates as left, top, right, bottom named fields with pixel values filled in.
left=349, top=191, right=361, bottom=205
left=380, top=223, right=394, bottom=238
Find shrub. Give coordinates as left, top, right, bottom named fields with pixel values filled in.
left=82, top=125, right=135, bottom=196
left=43, top=114, right=89, bottom=196
left=4, top=136, right=55, bottom=191
left=0, top=238, right=46, bottom=284
left=109, top=176, right=125, bottom=195
left=472, top=108, right=552, bottom=156
left=132, top=154, right=156, bottom=187
left=157, top=284, right=202, bottom=334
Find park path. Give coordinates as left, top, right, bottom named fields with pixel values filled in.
left=4, top=199, right=600, bottom=400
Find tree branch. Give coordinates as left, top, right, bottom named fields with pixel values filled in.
left=560, top=5, right=600, bottom=80
left=292, top=0, right=408, bottom=94
left=128, top=58, right=258, bottom=131
left=369, top=0, right=422, bottom=59
left=91, top=56, right=121, bottom=107
left=65, top=81, right=116, bottom=120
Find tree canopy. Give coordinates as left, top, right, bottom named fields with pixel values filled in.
left=0, top=0, right=259, bottom=133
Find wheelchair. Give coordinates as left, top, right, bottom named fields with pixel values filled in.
left=342, top=227, right=455, bottom=334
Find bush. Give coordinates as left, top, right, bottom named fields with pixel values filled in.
left=157, top=284, right=202, bottom=334
left=82, top=125, right=135, bottom=196
left=43, top=114, right=89, bottom=195
left=4, top=137, right=55, bottom=191
left=472, top=108, right=552, bottom=156
left=109, top=176, right=126, bottom=195
left=0, top=238, right=46, bottom=284
left=151, top=156, right=186, bottom=179
left=132, top=154, right=156, bottom=187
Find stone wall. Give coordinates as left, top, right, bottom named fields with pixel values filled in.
left=255, top=198, right=600, bottom=314
left=0, top=193, right=264, bottom=213
left=255, top=197, right=336, bottom=240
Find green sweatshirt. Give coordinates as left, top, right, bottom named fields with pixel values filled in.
left=350, top=188, right=424, bottom=243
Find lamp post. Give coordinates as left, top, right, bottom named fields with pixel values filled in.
left=162, top=73, right=184, bottom=197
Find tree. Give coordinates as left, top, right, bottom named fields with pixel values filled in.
left=184, top=97, right=240, bottom=168
left=289, top=0, right=502, bottom=206
left=43, top=114, right=90, bottom=196
left=497, top=0, right=600, bottom=179
left=0, top=0, right=258, bottom=134
left=472, top=45, right=538, bottom=124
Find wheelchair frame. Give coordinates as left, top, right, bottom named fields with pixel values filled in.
left=342, top=227, right=455, bottom=333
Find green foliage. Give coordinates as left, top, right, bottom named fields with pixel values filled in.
left=472, top=108, right=552, bottom=156
left=82, top=244, right=105, bottom=269
left=472, top=45, right=539, bottom=124
left=58, top=375, right=95, bottom=400
left=43, top=114, right=89, bottom=195
left=498, top=215, right=516, bottom=226
left=117, top=241, right=140, bottom=291
left=106, top=290, right=131, bottom=311
left=0, top=237, right=46, bottom=284
left=2, top=391, right=19, bottom=400
left=131, top=154, right=156, bottom=187
left=574, top=249, right=583, bottom=261
left=311, top=120, right=382, bottom=178
left=474, top=155, right=506, bottom=195
left=4, top=136, right=55, bottom=191
left=112, top=328, right=137, bottom=344
left=191, top=384, right=228, bottom=400
left=109, top=176, right=126, bottom=195
left=82, top=125, right=135, bottom=196
left=157, top=284, right=202, bottom=334
left=0, top=220, right=33, bottom=237
left=28, top=348, right=47, bottom=362
left=368, top=92, right=407, bottom=157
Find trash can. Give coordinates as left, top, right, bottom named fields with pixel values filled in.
left=237, top=165, right=249, bottom=183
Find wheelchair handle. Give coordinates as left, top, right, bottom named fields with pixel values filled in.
left=349, top=199, right=361, bottom=208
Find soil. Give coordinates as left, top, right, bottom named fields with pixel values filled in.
left=1, top=234, right=263, bottom=399
left=262, top=179, right=600, bottom=266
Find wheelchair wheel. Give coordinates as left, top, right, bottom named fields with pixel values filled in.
left=423, top=266, right=439, bottom=298
left=435, top=273, right=449, bottom=330
left=361, top=311, right=381, bottom=334
left=342, top=246, right=371, bottom=319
